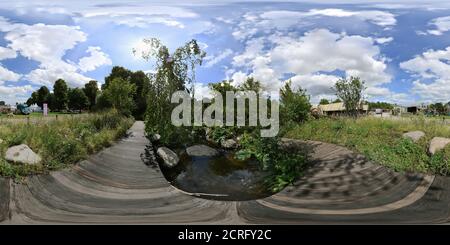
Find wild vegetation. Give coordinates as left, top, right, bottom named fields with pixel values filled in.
left=285, top=117, right=450, bottom=175
left=0, top=110, right=133, bottom=178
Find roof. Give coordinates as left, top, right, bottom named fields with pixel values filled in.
left=318, top=102, right=368, bottom=112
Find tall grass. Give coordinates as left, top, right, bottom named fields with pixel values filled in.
left=285, top=117, right=450, bottom=175
left=0, top=109, right=134, bottom=178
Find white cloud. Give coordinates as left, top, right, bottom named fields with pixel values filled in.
left=427, top=16, right=450, bottom=35
left=375, top=37, right=394, bottom=44
left=78, top=46, right=112, bottom=72
left=307, top=9, right=396, bottom=27
left=229, top=29, right=391, bottom=101
left=0, top=65, right=21, bottom=83
left=0, top=84, right=33, bottom=104
left=204, top=49, right=233, bottom=68
left=400, top=46, right=450, bottom=102
left=0, top=17, right=110, bottom=87
left=0, top=46, right=17, bottom=60
left=193, top=82, right=213, bottom=99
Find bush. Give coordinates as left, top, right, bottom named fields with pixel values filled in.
left=280, top=81, right=311, bottom=125
left=236, top=130, right=307, bottom=192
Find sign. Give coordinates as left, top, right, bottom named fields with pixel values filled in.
left=43, top=103, right=48, bottom=116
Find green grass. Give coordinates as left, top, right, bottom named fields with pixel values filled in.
left=285, top=117, right=450, bottom=175
left=0, top=109, right=134, bottom=179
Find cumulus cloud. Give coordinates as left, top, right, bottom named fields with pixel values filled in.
left=0, top=17, right=111, bottom=87
left=0, top=84, right=33, bottom=104
left=400, top=46, right=450, bottom=102
left=78, top=46, right=112, bottom=72
left=229, top=29, right=392, bottom=102
left=0, top=46, right=17, bottom=60
left=427, top=16, right=450, bottom=35
left=0, top=65, right=21, bottom=83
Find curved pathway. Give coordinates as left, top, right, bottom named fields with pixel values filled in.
left=1, top=121, right=449, bottom=224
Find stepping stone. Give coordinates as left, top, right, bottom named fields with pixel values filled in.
left=429, top=137, right=450, bottom=155
left=157, top=147, right=179, bottom=167
left=186, top=144, right=219, bottom=157
left=403, top=131, right=425, bottom=142
left=5, top=144, right=41, bottom=165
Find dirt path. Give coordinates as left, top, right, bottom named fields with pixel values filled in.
left=1, top=121, right=449, bottom=224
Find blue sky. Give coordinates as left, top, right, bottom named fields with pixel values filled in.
left=0, top=0, right=450, bottom=105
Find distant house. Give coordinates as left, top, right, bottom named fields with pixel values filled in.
left=407, top=104, right=426, bottom=114
left=317, top=102, right=368, bottom=116
left=29, top=103, right=42, bottom=112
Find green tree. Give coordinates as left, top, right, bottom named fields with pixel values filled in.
left=68, top=88, right=89, bottom=113
left=319, top=98, right=330, bottom=105
left=102, top=77, right=136, bottom=116
left=37, top=86, right=50, bottom=108
left=333, top=98, right=342, bottom=103
left=83, top=80, right=99, bottom=110
left=135, top=38, right=205, bottom=143
left=102, top=67, right=150, bottom=119
left=334, top=76, right=365, bottom=117
left=26, top=91, right=38, bottom=106
left=280, top=80, right=311, bottom=124
left=53, top=79, right=68, bottom=111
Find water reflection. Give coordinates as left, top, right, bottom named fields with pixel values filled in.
left=159, top=149, right=273, bottom=201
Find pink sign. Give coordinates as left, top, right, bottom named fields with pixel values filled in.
left=43, top=103, right=48, bottom=116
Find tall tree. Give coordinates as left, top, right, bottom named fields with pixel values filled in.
left=36, top=86, right=50, bottom=108
left=129, top=71, right=150, bottom=120
left=26, top=91, right=38, bottom=106
left=53, top=79, right=68, bottom=111
left=103, top=66, right=132, bottom=90
left=333, top=76, right=365, bottom=117
left=134, top=38, right=205, bottom=141
left=68, top=88, right=89, bottom=113
left=102, top=77, right=136, bottom=116
left=83, top=80, right=99, bottom=110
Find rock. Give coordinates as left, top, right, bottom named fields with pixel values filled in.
left=5, top=144, right=41, bottom=165
left=403, top=131, right=425, bottom=142
left=186, top=144, right=219, bottom=157
left=0, top=139, right=3, bottom=144
left=151, top=134, right=161, bottom=142
left=429, top=137, right=450, bottom=155
left=156, top=147, right=179, bottom=167
left=221, top=139, right=237, bottom=149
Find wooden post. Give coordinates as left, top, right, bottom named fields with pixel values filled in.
left=27, top=116, right=30, bottom=125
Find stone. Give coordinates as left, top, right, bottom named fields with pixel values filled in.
left=221, top=139, right=237, bottom=149
left=0, top=139, right=3, bottom=144
left=186, top=144, right=219, bottom=157
left=429, top=137, right=450, bottom=155
left=403, top=131, right=425, bottom=142
left=151, top=134, right=161, bottom=142
left=156, top=147, right=179, bottom=168
left=5, top=144, right=41, bottom=165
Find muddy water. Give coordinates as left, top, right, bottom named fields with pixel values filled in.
left=159, top=149, right=274, bottom=201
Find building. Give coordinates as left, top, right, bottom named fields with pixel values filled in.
left=317, top=102, right=369, bottom=116
left=29, top=103, right=42, bottom=112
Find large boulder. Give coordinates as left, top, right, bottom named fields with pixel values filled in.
left=221, top=139, right=237, bottom=149
left=429, top=137, right=450, bottom=155
left=5, top=144, right=41, bottom=165
left=156, top=147, right=179, bottom=168
left=186, top=145, right=219, bottom=157
left=403, top=131, right=425, bottom=142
